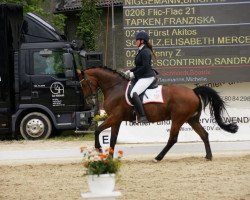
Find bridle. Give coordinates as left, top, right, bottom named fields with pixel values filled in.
left=79, top=72, right=97, bottom=98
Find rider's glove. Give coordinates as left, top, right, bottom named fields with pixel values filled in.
left=129, top=72, right=134, bottom=79
left=124, top=70, right=130, bottom=76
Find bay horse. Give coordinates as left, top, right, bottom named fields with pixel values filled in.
left=78, top=67, right=238, bottom=161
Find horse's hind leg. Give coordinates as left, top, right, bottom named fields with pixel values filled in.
left=154, top=122, right=182, bottom=162
left=188, top=119, right=213, bottom=160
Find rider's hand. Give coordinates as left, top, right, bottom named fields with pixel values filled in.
left=124, top=70, right=130, bottom=76
left=129, top=72, right=134, bottom=79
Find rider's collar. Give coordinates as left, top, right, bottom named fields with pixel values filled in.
left=138, top=44, right=144, bottom=50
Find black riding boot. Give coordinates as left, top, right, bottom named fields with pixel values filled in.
left=132, top=92, right=148, bottom=123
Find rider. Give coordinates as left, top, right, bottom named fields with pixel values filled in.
left=125, top=31, right=157, bottom=123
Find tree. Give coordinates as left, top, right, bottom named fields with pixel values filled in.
left=2, top=0, right=46, bottom=15
left=2, top=0, right=66, bottom=33
left=76, top=0, right=101, bottom=51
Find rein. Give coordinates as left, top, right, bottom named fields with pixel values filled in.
left=101, top=77, right=124, bottom=91
left=79, top=73, right=125, bottom=95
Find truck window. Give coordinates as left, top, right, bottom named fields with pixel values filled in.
left=33, top=51, right=65, bottom=78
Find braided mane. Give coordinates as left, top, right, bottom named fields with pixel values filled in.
left=86, top=66, right=130, bottom=81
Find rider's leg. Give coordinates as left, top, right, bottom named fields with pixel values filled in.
left=130, top=77, right=155, bottom=123
left=131, top=92, right=148, bottom=123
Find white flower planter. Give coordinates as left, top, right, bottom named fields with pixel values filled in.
left=87, top=173, right=116, bottom=194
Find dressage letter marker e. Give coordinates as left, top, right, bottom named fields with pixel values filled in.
left=102, top=135, right=109, bottom=144
left=99, top=131, right=111, bottom=149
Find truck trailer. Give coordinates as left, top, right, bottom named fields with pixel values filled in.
left=0, top=4, right=99, bottom=140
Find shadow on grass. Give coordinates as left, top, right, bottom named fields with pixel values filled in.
left=0, top=130, right=95, bottom=142
left=49, top=130, right=94, bottom=141
left=0, top=123, right=97, bottom=141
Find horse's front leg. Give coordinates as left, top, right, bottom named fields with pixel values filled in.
left=110, top=122, right=122, bottom=155
left=94, top=118, right=113, bottom=150
left=94, top=129, right=101, bottom=151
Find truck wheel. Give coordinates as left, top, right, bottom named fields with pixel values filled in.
left=20, top=112, right=52, bottom=140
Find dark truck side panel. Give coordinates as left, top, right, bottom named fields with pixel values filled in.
left=0, top=4, right=23, bottom=133
left=0, top=4, right=96, bottom=139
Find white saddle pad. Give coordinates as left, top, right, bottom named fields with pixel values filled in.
left=125, top=82, right=164, bottom=106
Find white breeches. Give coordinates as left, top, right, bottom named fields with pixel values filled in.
left=130, top=77, right=155, bottom=98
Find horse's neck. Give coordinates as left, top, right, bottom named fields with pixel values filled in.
left=97, top=72, right=127, bottom=98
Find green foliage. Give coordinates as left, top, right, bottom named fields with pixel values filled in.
left=87, top=156, right=120, bottom=175
left=52, top=51, right=65, bottom=74
left=1, top=0, right=46, bottom=16
left=76, top=0, right=101, bottom=51
left=93, top=113, right=108, bottom=122
left=52, top=13, right=67, bottom=33
left=48, top=130, right=94, bottom=141
left=2, top=0, right=66, bottom=33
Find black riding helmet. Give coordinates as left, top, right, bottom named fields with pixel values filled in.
left=135, top=32, right=149, bottom=42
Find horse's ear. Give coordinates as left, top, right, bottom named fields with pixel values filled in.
left=76, top=69, right=81, bottom=75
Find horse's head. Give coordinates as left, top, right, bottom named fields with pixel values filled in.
left=78, top=67, right=129, bottom=99
left=77, top=69, right=99, bottom=98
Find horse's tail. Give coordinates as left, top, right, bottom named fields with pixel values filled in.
left=193, top=86, right=238, bottom=133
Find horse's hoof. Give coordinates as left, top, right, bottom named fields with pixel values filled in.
left=153, top=158, right=160, bottom=163
left=205, top=156, right=212, bottom=161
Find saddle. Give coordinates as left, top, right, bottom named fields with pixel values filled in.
left=125, top=79, right=164, bottom=106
